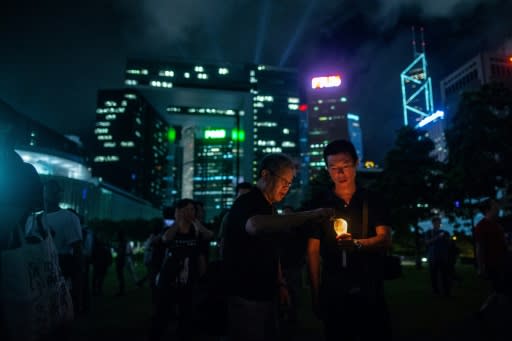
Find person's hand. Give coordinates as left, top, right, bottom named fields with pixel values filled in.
left=192, top=219, right=201, bottom=235
left=279, top=285, right=290, bottom=306
left=337, top=239, right=357, bottom=251
left=336, top=232, right=352, bottom=241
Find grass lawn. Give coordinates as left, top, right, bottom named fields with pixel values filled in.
left=70, top=262, right=508, bottom=340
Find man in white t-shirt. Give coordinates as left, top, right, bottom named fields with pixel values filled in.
left=43, top=180, right=83, bottom=312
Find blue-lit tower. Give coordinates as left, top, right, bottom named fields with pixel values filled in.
left=400, top=28, right=434, bottom=127
left=401, top=27, right=446, bottom=161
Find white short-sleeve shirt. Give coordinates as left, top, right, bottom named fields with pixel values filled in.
left=45, top=210, right=83, bottom=255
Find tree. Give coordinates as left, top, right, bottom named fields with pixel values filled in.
left=376, top=126, right=443, bottom=267
left=444, top=83, right=512, bottom=222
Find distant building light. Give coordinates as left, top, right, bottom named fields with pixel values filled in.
left=299, top=104, right=308, bottom=111
left=347, top=113, right=359, bottom=121
left=417, top=110, right=444, bottom=128
left=311, top=75, right=342, bottom=89
left=364, top=161, right=375, bottom=168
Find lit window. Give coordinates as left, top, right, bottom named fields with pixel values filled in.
left=184, top=72, right=190, bottom=78
left=218, top=67, right=229, bottom=75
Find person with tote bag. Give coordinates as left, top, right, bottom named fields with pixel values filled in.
left=0, top=123, right=74, bottom=341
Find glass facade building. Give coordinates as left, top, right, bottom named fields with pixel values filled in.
left=1, top=99, right=161, bottom=221
left=93, top=90, right=169, bottom=207
left=122, top=59, right=302, bottom=219
left=306, top=74, right=351, bottom=180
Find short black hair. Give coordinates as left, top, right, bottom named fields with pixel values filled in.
left=257, top=153, right=295, bottom=178
left=174, top=198, right=195, bottom=209
left=323, top=139, right=358, bottom=165
left=478, top=198, right=496, bottom=214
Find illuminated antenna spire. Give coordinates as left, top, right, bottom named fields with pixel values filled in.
left=420, top=27, right=426, bottom=54
left=411, top=26, right=417, bottom=57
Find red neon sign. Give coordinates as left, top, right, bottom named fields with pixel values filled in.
left=311, top=75, right=342, bottom=89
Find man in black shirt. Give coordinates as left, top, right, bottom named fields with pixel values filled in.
left=307, top=139, right=393, bottom=341
left=223, top=153, right=332, bottom=341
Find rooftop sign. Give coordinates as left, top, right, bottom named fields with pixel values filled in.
left=311, top=75, right=342, bottom=89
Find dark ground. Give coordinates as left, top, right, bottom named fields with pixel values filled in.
left=70, top=263, right=511, bottom=340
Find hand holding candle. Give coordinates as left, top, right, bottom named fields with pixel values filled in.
left=332, top=218, right=351, bottom=240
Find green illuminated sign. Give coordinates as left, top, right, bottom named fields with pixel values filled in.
left=167, top=127, right=176, bottom=143
left=231, top=129, right=245, bottom=142
left=204, top=129, right=226, bottom=139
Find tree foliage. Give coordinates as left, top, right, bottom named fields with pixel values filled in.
left=376, top=126, right=442, bottom=234
left=444, top=83, right=512, bottom=215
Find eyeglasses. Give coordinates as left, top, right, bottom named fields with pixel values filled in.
left=269, top=170, right=294, bottom=188
left=327, top=164, right=355, bottom=174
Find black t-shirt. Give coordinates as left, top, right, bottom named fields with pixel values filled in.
left=223, top=187, right=278, bottom=301
left=310, top=188, right=391, bottom=285
left=165, top=228, right=204, bottom=287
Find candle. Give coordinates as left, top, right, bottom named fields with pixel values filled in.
left=332, top=218, right=348, bottom=267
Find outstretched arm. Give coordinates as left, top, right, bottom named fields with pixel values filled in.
left=245, top=208, right=332, bottom=236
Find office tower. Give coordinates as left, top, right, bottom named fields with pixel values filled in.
left=347, top=113, right=364, bottom=163
left=306, top=73, right=351, bottom=180
left=249, top=65, right=301, bottom=180
left=1, top=98, right=161, bottom=220
left=401, top=27, right=446, bottom=161
left=440, top=42, right=512, bottom=123
left=93, top=90, right=169, bottom=207
left=122, top=59, right=302, bottom=219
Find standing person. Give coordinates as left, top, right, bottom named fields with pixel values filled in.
left=425, top=216, right=453, bottom=296
left=91, top=232, right=112, bottom=296
left=306, top=139, right=393, bottom=341
left=217, top=181, right=253, bottom=258
left=0, top=124, right=45, bottom=340
left=475, top=199, right=510, bottom=314
left=223, top=153, right=332, bottom=341
left=149, top=198, right=213, bottom=341
left=43, top=180, right=83, bottom=313
left=115, top=230, right=128, bottom=296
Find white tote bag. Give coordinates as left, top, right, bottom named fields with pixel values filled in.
left=0, top=213, right=74, bottom=341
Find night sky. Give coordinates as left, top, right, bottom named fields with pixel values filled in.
left=1, top=0, right=511, bottom=163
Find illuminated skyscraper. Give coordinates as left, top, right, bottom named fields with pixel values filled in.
left=306, top=74, right=351, bottom=180
left=122, top=59, right=301, bottom=218
left=440, top=41, right=512, bottom=122
left=401, top=27, right=446, bottom=161
left=92, top=90, right=169, bottom=207
left=347, top=113, right=364, bottom=162
left=249, top=65, right=301, bottom=181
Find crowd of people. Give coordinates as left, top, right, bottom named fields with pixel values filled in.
left=2, top=122, right=511, bottom=341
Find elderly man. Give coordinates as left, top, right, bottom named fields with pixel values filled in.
left=223, top=153, right=332, bottom=341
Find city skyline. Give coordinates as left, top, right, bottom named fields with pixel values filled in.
left=1, top=0, right=511, bottom=163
